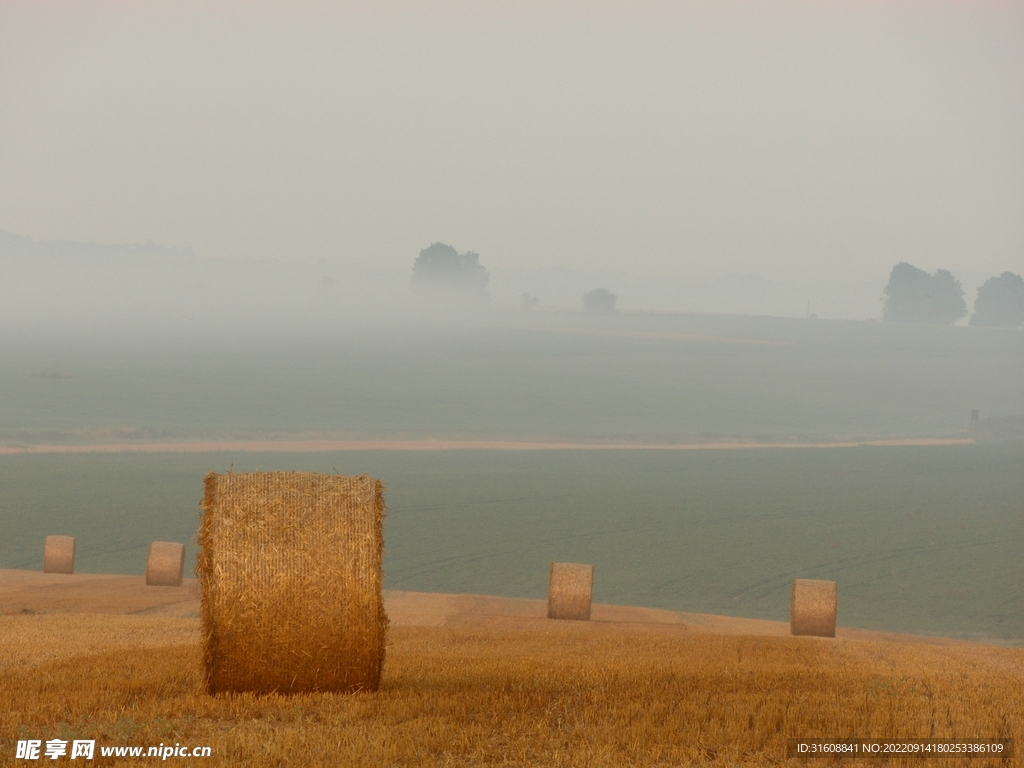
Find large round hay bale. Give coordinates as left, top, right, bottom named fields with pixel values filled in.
left=146, top=541, right=186, bottom=587
left=197, top=471, right=387, bottom=695
left=43, top=535, right=75, bottom=574
left=547, top=562, right=594, bottom=621
left=790, top=578, right=837, bottom=638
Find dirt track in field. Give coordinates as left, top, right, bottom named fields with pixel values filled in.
left=0, top=437, right=975, bottom=455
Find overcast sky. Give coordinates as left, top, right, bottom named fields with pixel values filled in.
left=1, top=0, right=1022, bottom=283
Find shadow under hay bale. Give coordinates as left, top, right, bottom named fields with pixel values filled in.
left=43, top=535, right=75, bottom=574
left=146, top=541, right=185, bottom=587
left=198, top=471, right=387, bottom=695
left=790, top=578, right=837, bottom=638
left=547, top=562, right=594, bottom=621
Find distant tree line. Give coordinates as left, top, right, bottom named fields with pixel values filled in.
left=883, top=262, right=1024, bottom=328
left=409, top=245, right=1023, bottom=325
left=410, top=243, right=624, bottom=315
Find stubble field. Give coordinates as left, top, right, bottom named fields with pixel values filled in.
left=2, top=612, right=1022, bottom=767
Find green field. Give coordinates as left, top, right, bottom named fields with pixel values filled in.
left=2, top=313, right=1022, bottom=639
left=2, top=444, right=1022, bottom=641
left=2, top=311, right=1022, bottom=446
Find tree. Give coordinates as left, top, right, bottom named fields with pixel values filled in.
left=882, top=262, right=966, bottom=324
left=411, top=242, right=489, bottom=300
left=583, top=288, right=617, bottom=314
left=970, top=272, right=1024, bottom=328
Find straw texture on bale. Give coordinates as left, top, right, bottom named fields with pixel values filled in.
left=547, top=562, right=594, bottom=621
left=198, top=471, right=387, bottom=695
left=146, top=541, right=186, bottom=587
left=790, top=578, right=837, bottom=638
left=43, top=535, right=75, bottom=574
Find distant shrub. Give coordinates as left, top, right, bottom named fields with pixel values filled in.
left=582, top=288, right=617, bottom=314
left=970, top=272, right=1024, bottom=328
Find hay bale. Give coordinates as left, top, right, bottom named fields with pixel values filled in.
left=43, top=535, right=75, bottom=574
left=197, top=471, right=387, bottom=695
left=790, top=578, right=837, bottom=638
left=146, top=541, right=185, bottom=587
left=547, top=562, right=594, bottom=621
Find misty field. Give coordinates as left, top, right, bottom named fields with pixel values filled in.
left=2, top=614, right=1022, bottom=767
left=2, top=443, right=1022, bottom=641
left=1, top=313, right=1022, bottom=446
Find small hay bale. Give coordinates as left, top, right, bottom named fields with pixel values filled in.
left=197, top=471, right=387, bottom=695
left=43, top=535, right=75, bottom=574
left=547, top=562, right=594, bottom=621
left=146, top=541, right=185, bottom=587
left=790, top=578, right=837, bottom=638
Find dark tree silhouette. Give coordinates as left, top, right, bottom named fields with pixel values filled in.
left=520, top=292, right=539, bottom=309
left=882, top=262, right=966, bottom=324
left=582, top=288, right=617, bottom=314
left=411, top=242, right=489, bottom=299
left=970, top=272, right=1024, bottom=328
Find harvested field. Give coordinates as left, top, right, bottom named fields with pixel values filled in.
left=1, top=575, right=1022, bottom=767
left=0, top=569, right=200, bottom=617
left=0, top=568, right=998, bottom=646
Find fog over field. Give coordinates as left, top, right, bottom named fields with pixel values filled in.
left=2, top=0, right=1023, bottom=332
left=2, top=1, right=1024, bottom=643
left=5, top=8, right=1024, bottom=765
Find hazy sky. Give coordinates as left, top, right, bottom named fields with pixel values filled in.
left=1, top=1, right=1022, bottom=282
